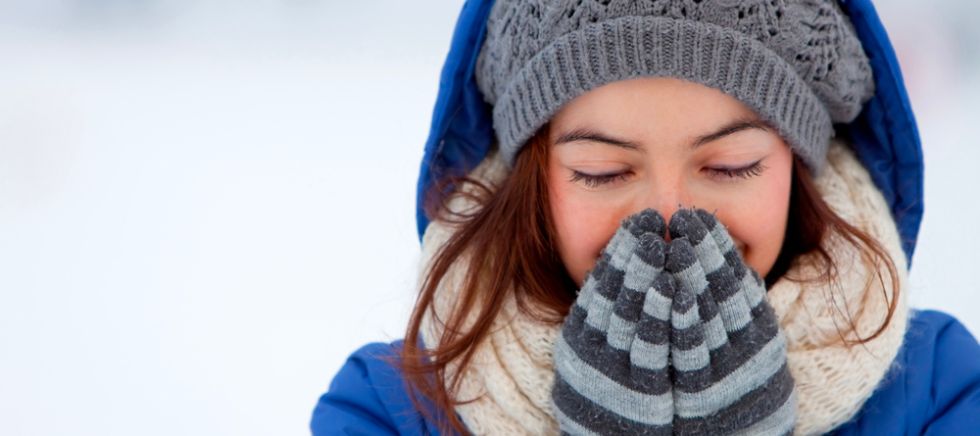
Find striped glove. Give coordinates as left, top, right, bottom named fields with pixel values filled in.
left=550, top=208, right=796, bottom=435
left=551, top=209, right=674, bottom=435
left=664, top=208, right=796, bottom=435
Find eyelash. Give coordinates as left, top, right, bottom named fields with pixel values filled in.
left=568, top=170, right=633, bottom=188
left=568, top=160, right=767, bottom=188
left=706, top=160, right=768, bottom=180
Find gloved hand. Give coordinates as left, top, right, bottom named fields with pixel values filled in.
left=665, top=208, right=795, bottom=435
left=551, top=209, right=675, bottom=435
left=550, top=208, right=796, bottom=436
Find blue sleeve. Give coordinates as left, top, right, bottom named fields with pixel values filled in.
left=310, top=341, right=441, bottom=436
left=832, top=310, right=980, bottom=435
left=918, top=311, right=980, bottom=435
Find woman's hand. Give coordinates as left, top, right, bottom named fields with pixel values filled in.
left=665, top=208, right=795, bottom=435
left=551, top=208, right=795, bottom=435
left=551, top=209, right=674, bottom=435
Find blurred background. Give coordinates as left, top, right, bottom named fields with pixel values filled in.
left=1, top=1, right=977, bottom=435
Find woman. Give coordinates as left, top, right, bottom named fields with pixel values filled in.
left=311, top=1, right=980, bottom=434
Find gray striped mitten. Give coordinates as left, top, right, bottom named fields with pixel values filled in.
left=664, top=208, right=796, bottom=435
left=551, top=209, right=675, bottom=435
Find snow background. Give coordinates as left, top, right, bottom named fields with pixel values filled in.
left=0, top=1, right=977, bottom=435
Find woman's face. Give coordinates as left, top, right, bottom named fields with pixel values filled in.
left=547, top=77, right=794, bottom=287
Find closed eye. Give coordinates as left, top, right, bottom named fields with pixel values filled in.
left=568, top=159, right=766, bottom=188
left=705, top=159, right=767, bottom=180
left=568, top=170, right=632, bottom=188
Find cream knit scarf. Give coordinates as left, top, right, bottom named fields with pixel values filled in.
left=418, top=139, right=909, bottom=435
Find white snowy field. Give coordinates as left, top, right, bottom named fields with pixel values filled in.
left=0, top=1, right=977, bottom=435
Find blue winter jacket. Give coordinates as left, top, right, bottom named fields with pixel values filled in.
left=312, top=311, right=978, bottom=435
left=312, top=0, right=980, bottom=434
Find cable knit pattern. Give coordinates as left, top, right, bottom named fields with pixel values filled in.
left=418, top=138, right=907, bottom=435
left=476, top=0, right=875, bottom=172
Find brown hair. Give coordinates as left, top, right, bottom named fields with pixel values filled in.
left=399, top=124, right=899, bottom=435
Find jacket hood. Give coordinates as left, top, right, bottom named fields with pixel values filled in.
left=414, top=0, right=923, bottom=267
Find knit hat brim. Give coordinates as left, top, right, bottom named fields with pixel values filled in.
left=491, top=15, right=833, bottom=174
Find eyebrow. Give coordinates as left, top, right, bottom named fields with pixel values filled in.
left=553, top=117, right=773, bottom=150
left=554, top=128, right=641, bottom=150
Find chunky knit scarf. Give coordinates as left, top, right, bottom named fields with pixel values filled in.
left=418, top=138, right=909, bottom=435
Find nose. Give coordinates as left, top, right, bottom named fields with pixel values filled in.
left=641, top=178, right=692, bottom=241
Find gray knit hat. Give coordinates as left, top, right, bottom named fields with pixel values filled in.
left=475, top=0, right=875, bottom=173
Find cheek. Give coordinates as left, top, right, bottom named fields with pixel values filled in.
left=723, top=169, right=793, bottom=279
left=548, top=175, right=625, bottom=288
left=725, top=204, right=787, bottom=279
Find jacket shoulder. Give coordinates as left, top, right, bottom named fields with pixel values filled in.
left=906, top=310, right=980, bottom=433
left=310, top=340, right=442, bottom=436
left=834, top=309, right=980, bottom=435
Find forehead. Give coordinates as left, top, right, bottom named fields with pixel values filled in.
left=549, top=77, right=760, bottom=141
